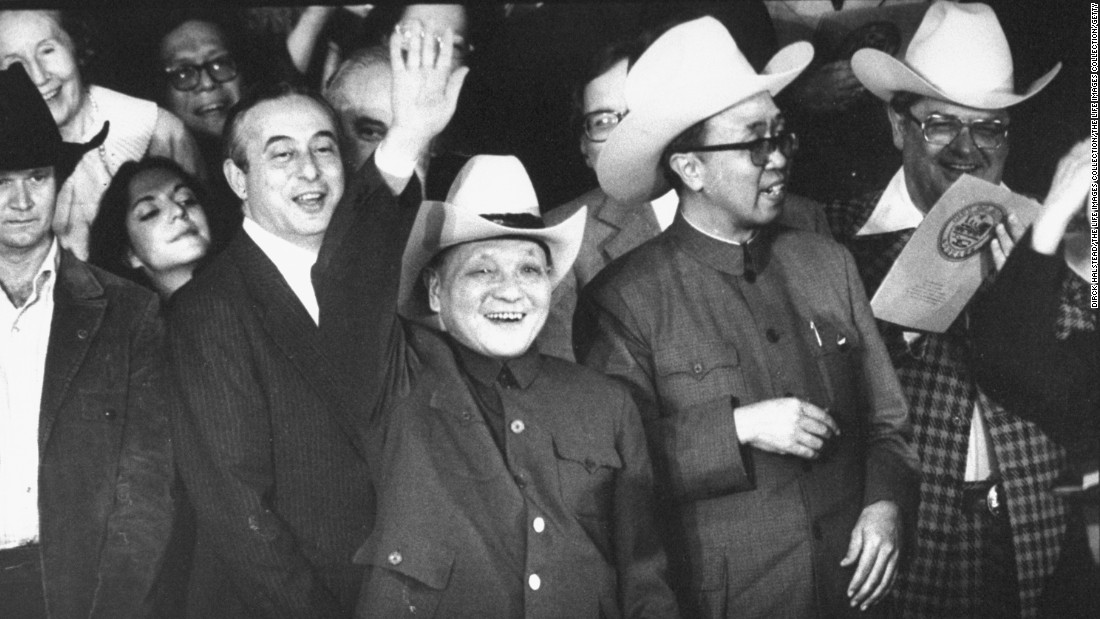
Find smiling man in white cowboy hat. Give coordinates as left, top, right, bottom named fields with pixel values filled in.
left=341, top=154, right=678, bottom=617
left=574, top=16, right=920, bottom=618
left=0, top=63, right=175, bottom=618
left=821, top=2, right=1071, bottom=617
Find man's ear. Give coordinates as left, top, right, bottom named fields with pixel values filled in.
left=886, top=104, right=907, bottom=152
left=223, top=159, right=248, bottom=202
left=668, top=152, right=705, bottom=192
left=424, top=269, right=444, bottom=322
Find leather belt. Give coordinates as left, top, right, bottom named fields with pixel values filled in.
left=961, top=480, right=1007, bottom=518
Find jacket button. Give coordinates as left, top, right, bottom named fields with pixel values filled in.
left=513, top=474, right=526, bottom=489
left=387, top=551, right=402, bottom=566
left=533, top=517, right=545, bottom=533
left=510, top=420, right=525, bottom=434
left=952, top=415, right=965, bottom=426
left=460, top=410, right=472, bottom=421
left=76, top=329, right=88, bottom=340
left=104, top=409, right=117, bottom=420
left=692, top=362, right=704, bottom=374
left=765, top=328, right=780, bottom=343
left=528, top=573, right=541, bottom=591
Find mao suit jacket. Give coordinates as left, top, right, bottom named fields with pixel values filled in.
left=168, top=231, right=373, bottom=618
left=540, top=187, right=833, bottom=361
left=577, top=217, right=919, bottom=618
left=38, top=250, right=175, bottom=618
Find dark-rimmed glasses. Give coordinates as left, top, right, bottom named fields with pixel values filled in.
left=900, top=109, right=1009, bottom=150
left=673, top=131, right=799, bottom=167
left=582, top=110, right=628, bottom=143
left=164, top=56, right=238, bottom=92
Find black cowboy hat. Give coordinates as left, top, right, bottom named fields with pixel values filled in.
left=0, top=63, right=108, bottom=182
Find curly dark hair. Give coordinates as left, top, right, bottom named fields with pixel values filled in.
left=89, top=157, right=211, bottom=288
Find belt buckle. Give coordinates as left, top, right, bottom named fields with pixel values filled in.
left=986, top=483, right=1005, bottom=517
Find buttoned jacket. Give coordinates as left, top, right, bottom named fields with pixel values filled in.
left=541, top=187, right=832, bottom=361
left=38, top=249, right=174, bottom=618
left=168, top=229, right=373, bottom=618
left=827, top=188, right=1071, bottom=618
left=356, top=324, right=679, bottom=619
left=576, top=217, right=919, bottom=618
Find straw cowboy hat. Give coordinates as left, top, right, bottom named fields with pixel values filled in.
left=596, top=16, right=813, bottom=204
left=852, top=1, right=1060, bottom=109
left=399, top=155, right=586, bottom=326
left=0, top=63, right=108, bottom=180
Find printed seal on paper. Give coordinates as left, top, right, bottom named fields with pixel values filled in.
left=938, top=201, right=1006, bottom=261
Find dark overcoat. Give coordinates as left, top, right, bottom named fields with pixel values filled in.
left=38, top=250, right=175, bottom=618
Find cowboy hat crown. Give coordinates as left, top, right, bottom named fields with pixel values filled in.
left=596, top=16, right=814, bottom=204
left=398, top=155, right=586, bottom=325
left=852, top=1, right=1060, bottom=109
left=0, top=63, right=107, bottom=180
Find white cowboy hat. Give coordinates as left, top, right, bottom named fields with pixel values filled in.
left=398, top=155, right=586, bottom=326
left=596, top=16, right=814, bottom=204
left=852, top=1, right=1060, bottom=109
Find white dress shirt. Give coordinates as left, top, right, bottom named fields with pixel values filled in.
left=650, top=189, right=678, bottom=232
left=242, top=217, right=321, bottom=325
left=0, top=239, right=59, bottom=548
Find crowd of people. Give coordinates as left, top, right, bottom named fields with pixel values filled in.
left=0, top=2, right=1095, bottom=618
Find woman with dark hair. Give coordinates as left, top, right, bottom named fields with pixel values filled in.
left=89, top=157, right=213, bottom=300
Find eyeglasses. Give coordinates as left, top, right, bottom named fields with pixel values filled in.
left=673, top=131, right=799, bottom=167
left=164, top=56, right=238, bottom=92
left=901, top=109, right=1009, bottom=150
left=582, top=110, right=628, bottom=143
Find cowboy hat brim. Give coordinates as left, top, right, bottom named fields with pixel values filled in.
left=852, top=48, right=1061, bottom=109
left=398, top=201, right=587, bottom=327
left=597, top=40, right=814, bottom=205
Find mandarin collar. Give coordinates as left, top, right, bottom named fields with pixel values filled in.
left=670, top=214, right=774, bottom=277
left=448, top=336, right=542, bottom=389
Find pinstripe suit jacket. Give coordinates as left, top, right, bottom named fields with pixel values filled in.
left=168, top=231, right=371, bottom=619
left=576, top=216, right=919, bottom=618
left=827, top=189, right=1070, bottom=619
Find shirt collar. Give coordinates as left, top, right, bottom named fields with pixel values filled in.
left=856, top=168, right=924, bottom=236
left=3, top=238, right=60, bottom=311
left=242, top=217, right=319, bottom=273
left=675, top=213, right=773, bottom=277
left=448, top=336, right=542, bottom=390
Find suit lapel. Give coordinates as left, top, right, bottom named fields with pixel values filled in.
left=597, top=192, right=661, bottom=264
left=40, top=251, right=107, bottom=450
left=235, top=236, right=365, bottom=453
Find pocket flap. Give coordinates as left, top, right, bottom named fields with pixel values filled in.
left=552, top=438, right=622, bottom=472
left=353, top=532, right=455, bottom=590
left=808, top=319, right=861, bottom=356
left=655, top=343, right=739, bottom=378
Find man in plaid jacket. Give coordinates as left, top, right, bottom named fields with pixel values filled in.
left=829, top=3, right=1070, bottom=616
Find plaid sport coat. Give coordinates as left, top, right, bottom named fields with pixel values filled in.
left=827, top=189, right=1070, bottom=618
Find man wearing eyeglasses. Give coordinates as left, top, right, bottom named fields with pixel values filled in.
left=575, top=17, right=919, bottom=618
left=827, top=3, right=1070, bottom=617
left=539, top=31, right=831, bottom=361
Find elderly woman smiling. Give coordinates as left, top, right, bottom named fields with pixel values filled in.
left=89, top=157, right=212, bottom=300
left=0, top=10, right=203, bottom=261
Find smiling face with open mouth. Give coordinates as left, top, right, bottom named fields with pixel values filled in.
left=160, top=19, right=242, bottom=139
left=0, top=11, right=85, bottom=132
left=228, top=95, right=344, bottom=252
left=890, top=96, right=1009, bottom=214
left=427, top=238, right=552, bottom=361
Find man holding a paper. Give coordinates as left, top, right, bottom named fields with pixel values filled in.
left=826, top=2, right=1072, bottom=616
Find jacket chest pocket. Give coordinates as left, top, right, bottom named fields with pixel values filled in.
left=654, top=343, right=745, bottom=414
left=424, top=408, right=501, bottom=481
left=553, top=437, right=622, bottom=519
left=807, top=318, right=862, bottom=419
